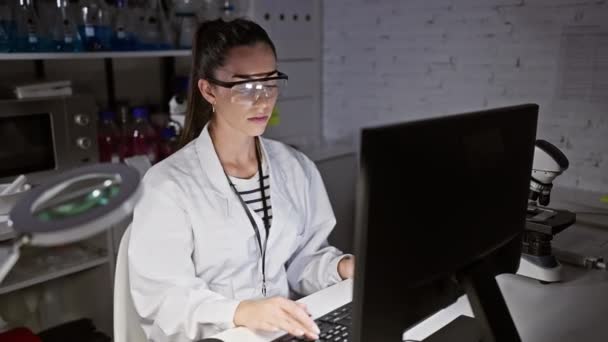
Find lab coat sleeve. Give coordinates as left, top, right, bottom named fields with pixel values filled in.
left=128, top=184, right=240, bottom=341
left=285, top=159, right=352, bottom=296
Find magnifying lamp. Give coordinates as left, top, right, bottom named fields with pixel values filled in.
left=0, top=163, right=141, bottom=283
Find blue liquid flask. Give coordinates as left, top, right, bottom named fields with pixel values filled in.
left=49, top=0, right=83, bottom=52
left=78, top=0, right=112, bottom=51
left=14, top=0, right=49, bottom=52
left=111, top=0, right=136, bottom=50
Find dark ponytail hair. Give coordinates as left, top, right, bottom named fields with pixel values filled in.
left=179, top=18, right=277, bottom=147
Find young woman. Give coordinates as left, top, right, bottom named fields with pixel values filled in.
left=128, top=18, right=354, bottom=341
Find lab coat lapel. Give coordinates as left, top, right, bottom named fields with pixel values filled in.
left=194, top=124, right=234, bottom=218
left=194, top=125, right=296, bottom=238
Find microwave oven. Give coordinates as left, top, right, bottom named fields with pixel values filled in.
left=0, top=96, right=99, bottom=185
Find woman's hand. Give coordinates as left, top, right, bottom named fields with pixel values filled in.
left=338, top=255, right=355, bottom=279
left=234, top=297, right=320, bottom=340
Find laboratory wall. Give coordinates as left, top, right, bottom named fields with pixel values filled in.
left=323, top=0, right=608, bottom=193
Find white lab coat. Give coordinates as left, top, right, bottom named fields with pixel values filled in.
left=128, top=124, right=348, bottom=341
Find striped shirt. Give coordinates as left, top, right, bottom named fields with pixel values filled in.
left=228, top=162, right=272, bottom=228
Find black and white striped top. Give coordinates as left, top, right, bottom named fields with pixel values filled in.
left=228, top=163, right=272, bottom=228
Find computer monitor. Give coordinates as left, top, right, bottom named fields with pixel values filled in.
left=352, top=104, right=539, bottom=342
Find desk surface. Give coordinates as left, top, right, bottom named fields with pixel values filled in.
left=405, top=269, right=608, bottom=341
left=214, top=224, right=608, bottom=342
left=214, top=268, right=608, bottom=342
left=405, top=220, right=608, bottom=341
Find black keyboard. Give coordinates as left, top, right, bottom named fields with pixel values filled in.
left=273, top=303, right=352, bottom=342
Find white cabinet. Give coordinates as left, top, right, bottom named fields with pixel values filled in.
left=252, top=0, right=320, bottom=60
left=251, top=0, right=323, bottom=146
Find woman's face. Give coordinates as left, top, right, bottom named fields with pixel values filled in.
left=200, top=42, right=280, bottom=138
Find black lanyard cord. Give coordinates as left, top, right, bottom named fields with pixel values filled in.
left=224, top=138, right=271, bottom=296
left=257, top=141, right=271, bottom=232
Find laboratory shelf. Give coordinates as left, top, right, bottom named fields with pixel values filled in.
left=0, top=243, right=109, bottom=295
left=0, top=50, right=192, bottom=61
left=0, top=51, right=313, bottom=62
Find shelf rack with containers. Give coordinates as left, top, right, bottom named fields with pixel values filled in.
left=0, top=0, right=324, bottom=338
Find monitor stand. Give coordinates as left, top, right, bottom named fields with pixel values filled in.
left=424, top=260, right=521, bottom=342
left=423, top=315, right=481, bottom=342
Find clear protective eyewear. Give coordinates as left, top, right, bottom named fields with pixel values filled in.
left=206, top=70, right=288, bottom=105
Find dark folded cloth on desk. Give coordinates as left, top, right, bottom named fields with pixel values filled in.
left=38, top=318, right=110, bottom=342
left=0, top=327, right=42, bottom=342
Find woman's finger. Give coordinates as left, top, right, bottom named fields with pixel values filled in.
left=282, top=301, right=320, bottom=338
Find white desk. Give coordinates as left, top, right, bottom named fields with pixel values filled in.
left=213, top=268, right=608, bottom=342
left=405, top=268, right=608, bottom=341
left=214, top=208, right=608, bottom=342
left=406, top=194, right=608, bottom=341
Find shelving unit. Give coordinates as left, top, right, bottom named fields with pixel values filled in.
left=0, top=49, right=189, bottom=111
left=0, top=233, right=115, bottom=334
left=0, top=48, right=192, bottom=340
left=0, top=50, right=312, bottom=61
left=0, top=50, right=191, bottom=61
left=0, top=1, right=324, bottom=337
left=0, top=243, right=109, bottom=296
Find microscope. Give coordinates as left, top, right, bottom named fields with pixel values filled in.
left=517, top=140, right=576, bottom=283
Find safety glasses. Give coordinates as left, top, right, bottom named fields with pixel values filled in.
left=206, top=71, right=289, bottom=106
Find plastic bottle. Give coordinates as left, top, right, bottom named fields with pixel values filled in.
left=111, top=0, right=135, bottom=50
left=40, top=285, right=63, bottom=329
left=131, top=107, right=158, bottom=163
left=97, top=111, right=120, bottom=163
left=117, top=104, right=133, bottom=161
left=78, top=0, right=112, bottom=51
left=48, top=0, right=83, bottom=52
left=157, top=126, right=179, bottom=161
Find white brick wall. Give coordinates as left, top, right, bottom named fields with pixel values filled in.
left=323, top=0, right=608, bottom=193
